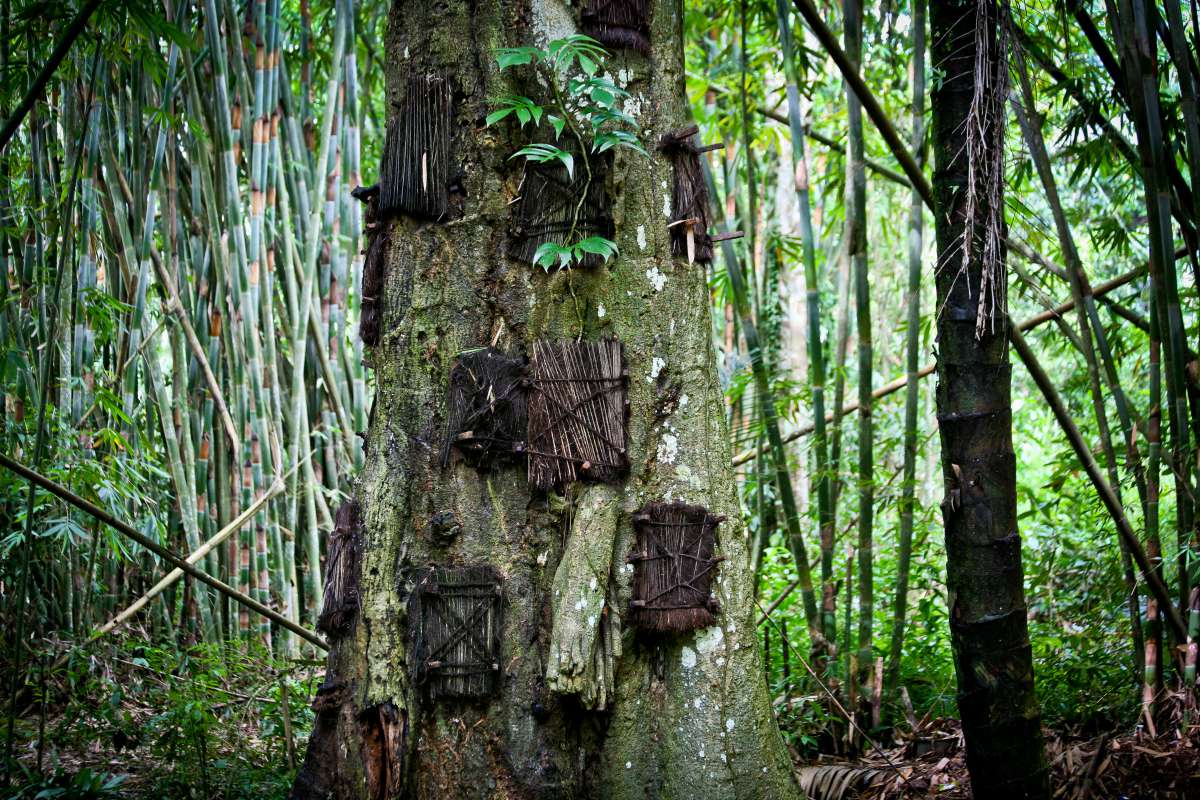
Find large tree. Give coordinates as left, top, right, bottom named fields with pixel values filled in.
left=291, top=1, right=800, bottom=798
left=929, top=0, right=1048, bottom=797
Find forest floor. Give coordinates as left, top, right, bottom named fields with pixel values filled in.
left=797, top=714, right=1200, bottom=799
left=5, top=641, right=1199, bottom=799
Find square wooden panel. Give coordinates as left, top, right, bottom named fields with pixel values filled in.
left=317, top=500, right=364, bottom=638
left=628, top=501, right=724, bottom=634
left=379, top=74, right=452, bottom=220
left=441, top=348, right=527, bottom=469
left=658, top=125, right=715, bottom=264
left=526, top=339, right=629, bottom=491
left=507, top=154, right=614, bottom=269
left=410, top=566, right=503, bottom=700
left=582, top=0, right=652, bottom=56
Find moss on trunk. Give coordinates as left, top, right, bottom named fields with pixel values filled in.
left=294, top=1, right=802, bottom=797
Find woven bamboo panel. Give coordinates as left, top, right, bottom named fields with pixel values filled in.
left=526, top=339, right=629, bottom=491
left=379, top=74, right=452, bottom=220
left=410, top=565, right=503, bottom=700
left=508, top=155, right=614, bottom=269
left=628, top=501, right=724, bottom=633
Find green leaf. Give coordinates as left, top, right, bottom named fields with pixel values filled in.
left=533, top=241, right=569, bottom=270
left=557, top=150, right=575, bottom=178
left=579, top=53, right=598, bottom=76
left=496, top=47, right=539, bottom=70
left=575, top=236, right=618, bottom=261
left=485, top=108, right=514, bottom=126
left=549, top=115, right=566, bottom=139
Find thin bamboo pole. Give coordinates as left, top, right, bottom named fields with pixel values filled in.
left=0, top=452, right=328, bottom=650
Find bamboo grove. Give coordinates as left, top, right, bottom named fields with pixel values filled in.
left=1, top=0, right=1199, bottom=792
left=0, top=0, right=385, bottom=670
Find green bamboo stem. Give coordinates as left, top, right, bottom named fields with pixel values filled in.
left=843, top=0, right=874, bottom=691
left=703, top=152, right=822, bottom=637
left=886, top=0, right=925, bottom=703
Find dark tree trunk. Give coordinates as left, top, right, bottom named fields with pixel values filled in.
left=291, top=1, right=801, bottom=798
left=929, top=1, right=1048, bottom=797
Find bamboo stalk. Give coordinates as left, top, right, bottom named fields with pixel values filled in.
left=731, top=266, right=1145, bottom=466
left=885, top=0, right=925, bottom=704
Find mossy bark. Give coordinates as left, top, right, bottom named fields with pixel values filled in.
left=295, top=1, right=801, bottom=798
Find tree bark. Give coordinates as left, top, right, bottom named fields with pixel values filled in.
left=929, top=1, right=1048, bottom=797
left=292, top=1, right=801, bottom=798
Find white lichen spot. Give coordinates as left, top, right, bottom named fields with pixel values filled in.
left=537, top=550, right=549, bottom=566
left=698, top=750, right=706, bottom=759
left=693, top=697, right=704, bottom=709
left=574, top=599, right=586, bottom=611
left=646, top=266, right=666, bottom=292
left=695, top=625, right=724, bottom=655
left=626, top=762, right=633, bottom=770
left=669, top=319, right=675, bottom=336
left=720, top=754, right=728, bottom=763
left=618, top=68, right=630, bottom=84
left=587, top=615, right=596, bottom=627
left=590, top=577, right=598, bottom=591
left=662, top=193, right=672, bottom=217
left=637, top=225, right=647, bottom=251
left=661, top=179, right=669, bottom=190
left=679, top=394, right=689, bottom=408
left=648, top=357, right=666, bottom=382
left=657, top=433, right=679, bottom=464
left=763, top=767, right=769, bottom=774
left=680, top=646, right=697, bottom=669
left=726, top=718, right=735, bottom=732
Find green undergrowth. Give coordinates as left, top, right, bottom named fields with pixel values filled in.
left=2, top=638, right=321, bottom=799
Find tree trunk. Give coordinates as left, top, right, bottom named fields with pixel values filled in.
left=292, top=2, right=800, bottom=798
left=929, top=1, right=1048, bottom=797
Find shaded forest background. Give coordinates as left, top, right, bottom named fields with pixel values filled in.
left=0, top=0, right=1197, bottom=796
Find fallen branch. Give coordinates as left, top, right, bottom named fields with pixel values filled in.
left=0, top=452, right=328, bottom=651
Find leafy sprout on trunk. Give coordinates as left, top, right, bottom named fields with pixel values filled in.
left=488, top=35, right=645, bottom=270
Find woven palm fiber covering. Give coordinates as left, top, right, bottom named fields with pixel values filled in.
left=316, top=499, right=364, bottom=637
left=658, top=125, right=715, bottom=264
left=293, top=676, right=352, bottom=800
left=409, top=566, right=503, bottom=700
left=379, top=74, right=452, bottom=220
left=358, top=702, right=406, bottom=800
left=582, top=0, right=652, bottom=56
left=507, top=154, right=614, bottom=269
left=441, top=348, right=527, bottom=469
left=628, top=501, right=724, bottom=633
left=352, top=184, right=387, bottom=345
left=526, top=339, right=629, bottom=491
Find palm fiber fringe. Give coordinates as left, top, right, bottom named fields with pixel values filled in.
left=358, top=702, right=407, bottom=800
left=628, top=501, right=724, bottom=634
left=526, top=339, right=629, bottom=491
left=352, top=184, right=386, bottom=344
left=379, top=74, right=452, bottom=220
left=582, top=0, right=652, bottom=56
left=317, top=499, right=364, bottom=637
left=657, top=125, right=714, bottom=264
left=442, top=348, right=527, bottom=469
left=409, top=565, right=503, bottom=700
left=508, top=154, right=614, bottom=269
